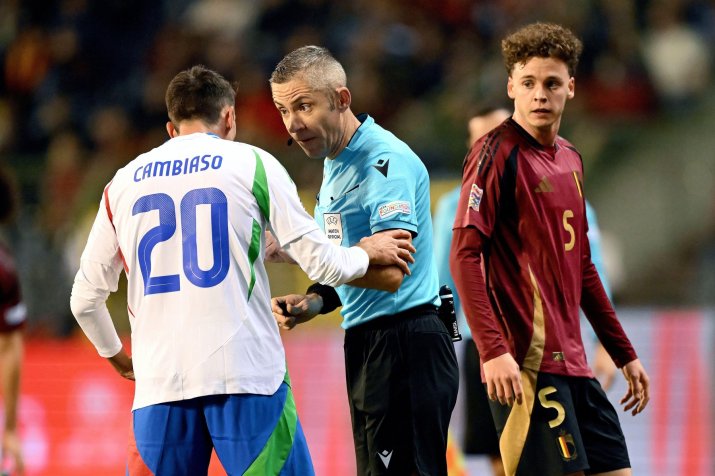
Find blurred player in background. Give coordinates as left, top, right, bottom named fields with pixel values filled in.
left=268, top=46, right=459, bottom=476
left=434, top=107, right=511, bottom=476
left=450, top=23, right=650, bottom=475
left=0, top=167, right=26, bottom=475
left=69, top=65, right=415, bottom=475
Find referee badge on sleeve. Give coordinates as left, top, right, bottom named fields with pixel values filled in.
left=468, top=184, right=483, bottom=211
left=324, top=213, right=343, bottom=245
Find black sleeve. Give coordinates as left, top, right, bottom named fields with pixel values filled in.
left=306, top=283, right=342, bottom=314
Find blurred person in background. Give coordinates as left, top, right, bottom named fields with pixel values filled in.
left=69, top=64, right=415, bottom=475
left=450, top=23, right=649, bottom=476
left=268, top=45, right=459, bottom=476
left=0, top=167, right=26, bottom=475
left=434, top=107, right=511, bottom=476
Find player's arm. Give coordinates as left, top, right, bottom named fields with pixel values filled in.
left=0, top=329, right=24, bottom=473
left=580, top=232, right=649, bottom=414
left=451, top=225, right=522, bottom=406
left=69, top=193, right=130, bottom=379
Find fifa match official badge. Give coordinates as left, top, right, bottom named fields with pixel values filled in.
left=468, top=184, right=483, bottom=211
left=324, top=213, right=344, bottom=244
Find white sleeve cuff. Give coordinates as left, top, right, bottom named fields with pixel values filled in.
left=284, top=229, right=369, bottom=287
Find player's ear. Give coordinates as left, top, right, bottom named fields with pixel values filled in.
left=166, top=121, right=178, bottom=138
left=507, top=77, right=515, bottom=99
left=567, top=77, right=575, bottom=99
left=222, top=105, right=237, bottom=139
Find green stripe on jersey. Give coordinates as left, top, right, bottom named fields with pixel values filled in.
left=252, top=150, right=270, bottom=222
left=247, top=150, right=269, bottom=299
left=244, top=374, right=298, bottom=475
left=246, top=219, right=262, bottom=298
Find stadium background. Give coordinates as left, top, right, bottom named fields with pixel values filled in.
left=0, top=0, right=713, bottom=474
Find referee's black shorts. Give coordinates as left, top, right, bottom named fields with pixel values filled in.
left=344, top=304, right=459, bottom=476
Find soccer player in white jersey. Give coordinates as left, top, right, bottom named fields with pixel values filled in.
left=69, top=65, right=416, bottom=475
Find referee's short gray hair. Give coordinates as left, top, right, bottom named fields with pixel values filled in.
left=270, top=46, right=346, bottom=106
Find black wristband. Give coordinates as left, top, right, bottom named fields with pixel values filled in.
left=305, top=283, right=342, bottom=314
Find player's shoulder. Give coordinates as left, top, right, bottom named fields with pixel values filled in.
left=466, top=121, right=518, bottom=178
left=555, top=135, right=582, bottom=157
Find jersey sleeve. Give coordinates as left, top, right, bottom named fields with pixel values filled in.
left=453, top=138, right=510, bottom=237
left=0, top=247, right=25, bottom=333
left=257, top=150, right=320, bottom=246
left=360, top=152, right=419, bottom=235
left=258, top=150, right=368, bottom=286
left=70, top=189, right=124, bottom=358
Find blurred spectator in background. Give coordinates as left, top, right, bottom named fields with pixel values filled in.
left=641, top=0, right=711, bottom=114
left=0, top=166, right=26, bottom=475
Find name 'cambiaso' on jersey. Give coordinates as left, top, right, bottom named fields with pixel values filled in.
left=74, top=133, right=322, bottom=409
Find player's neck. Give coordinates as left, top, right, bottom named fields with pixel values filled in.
left=175, top=121, right=224, bottom=139
left=513, top=117, right=560, bottom=147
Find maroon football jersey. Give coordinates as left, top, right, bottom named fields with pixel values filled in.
left=453, top=119, right=636, bottom=377
left=0, top=242, right=25, bottom=333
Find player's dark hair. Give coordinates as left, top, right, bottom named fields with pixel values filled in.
left=165, top=65, right=236, bottom=127
left=501, top=22, right=583, bottom=77
left=0, top=166, right=18, bottom=224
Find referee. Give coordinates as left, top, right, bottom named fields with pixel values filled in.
left=268, top=46, right=459, bottom=476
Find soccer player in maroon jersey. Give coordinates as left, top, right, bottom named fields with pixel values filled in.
left=0, top=168, right=25, bottom=475
left=450, top=23, right=650, bottom=476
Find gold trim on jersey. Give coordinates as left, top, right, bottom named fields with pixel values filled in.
left=498, top=266, right=547, bottom=475
left=571, top=171, right=583, bottom=198
left=499, top=368, right=538, bottom=476
left=522, top=266, right=546, bottom=370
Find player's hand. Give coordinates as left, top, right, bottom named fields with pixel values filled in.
left=265, top=231, right=296, bottom=264
left=483, top=352, right=523, bottom=406
left=271, top=293, right=322, bottom=330
left=357, top=229, right=415, bottom=275
left=620, top=358, right=650, bottom=415
left=591, top=342, right=617, bottom=391
left=2, top=429, right=25, bottom=475
left=107, top=349, right=134, bottom=381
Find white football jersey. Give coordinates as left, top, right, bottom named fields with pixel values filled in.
left=71, top=133, right=366, bottom=409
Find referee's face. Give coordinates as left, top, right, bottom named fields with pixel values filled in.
left=507, top=56, right=575, bottom=145
left=271, top=77, right=343, bottom=160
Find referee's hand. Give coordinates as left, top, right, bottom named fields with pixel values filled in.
left=272, top=294, right=322, bottom=330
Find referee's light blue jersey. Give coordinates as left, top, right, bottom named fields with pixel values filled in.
left=315, top=115, right=439, bottom=329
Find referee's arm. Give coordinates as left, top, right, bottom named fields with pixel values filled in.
left=348, top=229, right=412, bottom=292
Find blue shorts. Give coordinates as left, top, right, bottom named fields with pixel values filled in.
left=127, top=381, right=314, bottom=475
